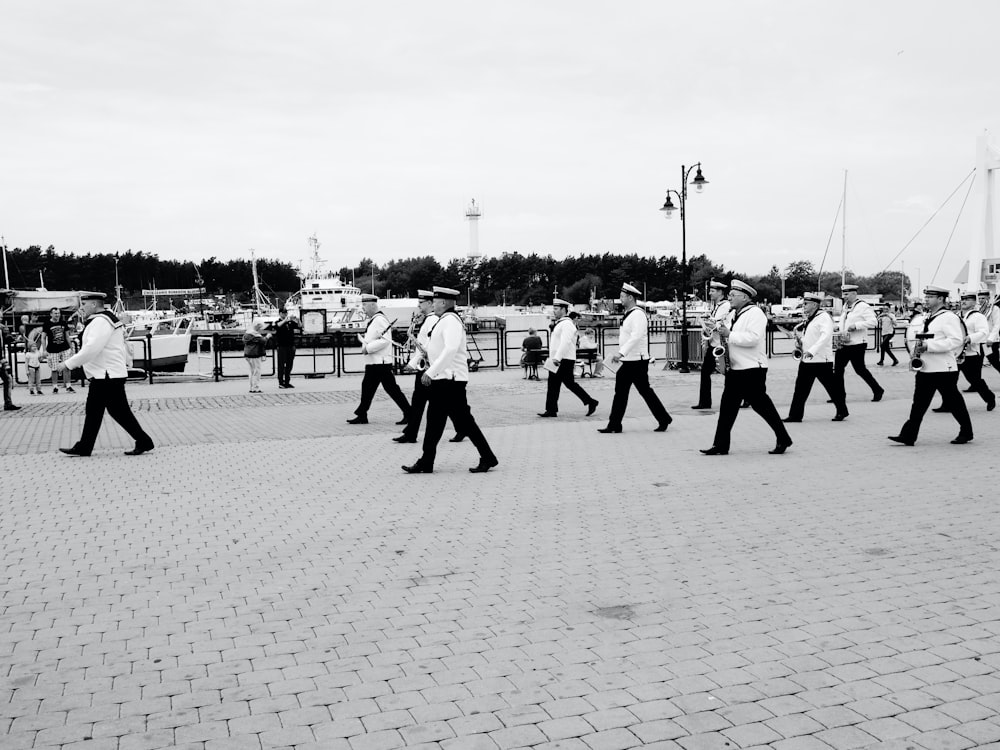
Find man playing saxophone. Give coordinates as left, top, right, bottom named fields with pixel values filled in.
left=888, top=285, right=973, bottom=446
left=701, top=280, right=792, bottom=456
left=782, top=292, right=848, bottom=423
left=395, top=290, right=464, bottom=443
left=692, top=280, right=730, bottom=410
left=953, top=290, right=995, bottom=411
left=834, top=284, right=885, bottom=403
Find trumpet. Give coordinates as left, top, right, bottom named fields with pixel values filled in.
left=910, top=333, right=933, bottom=371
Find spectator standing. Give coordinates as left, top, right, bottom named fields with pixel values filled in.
left=877, top=308, right=899, bottom=366
left=25, top=342, right=43, bottom=395
left=274, top=310, right=301, bottom=388
left=243, top=321, right=270, bottom=393
left=42, top=307, right=76, bottom=394
left=1, top=320, right=20, bottom=411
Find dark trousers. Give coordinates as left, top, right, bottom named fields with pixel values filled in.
left=545, top=359, right=594, bottom=414
left=958, top=355, right=995, bottom=406
left=697, top=348, right=717, bottom=406
left=834, top=343, right=882, bottom=397
left=787, top=362, right=847, bottom=420
left=355, top=364, right=410, bottom=418
left=75, top=376, right=151, bottom=453
left=987, top=343, right=1000, bottom=374
left=276, top=345, right=296, bottom=385
left=1, top=363, right=12, bottom=406
left=607, top=360, right=670, bottom=429
left=878, top=335, right=899, bottom=365
left=403, top=371, right=462, bottom=439
left=419, top=380, right=495, bottom=468
left=898, top=371, right=972, bottom=442
left=713, top=368, right=790, bottom=451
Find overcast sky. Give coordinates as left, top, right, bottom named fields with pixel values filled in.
left=2, top=1, right=998, bottom=289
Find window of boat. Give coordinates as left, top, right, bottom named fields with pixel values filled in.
left=178, top=318, right=190, bottom=330
left=153, top=321, right=174, bottom=335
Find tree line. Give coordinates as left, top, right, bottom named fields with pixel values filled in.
left=3, top=245, right=910, bottom=307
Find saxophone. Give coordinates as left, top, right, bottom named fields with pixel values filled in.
left=714, top=332, right=730, bottom=374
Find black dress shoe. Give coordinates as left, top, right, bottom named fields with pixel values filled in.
left=931, top=407, right=951, bottom=413
left=690, top=404, right=712, bottom=410
left=597, top=426, right=622, bottom=434
left=768, top=441, right=793, bottom=455
left=286, top=383, right=295, bottom=388
left=537, top=412, right=557, bottom=418
left=124, top=441, right=154, bottom=456
left=469, top=456, right=499, bottom=473
left=586, top=400, right=599, bottom=416
left=951, top=434, right=974, bottom=445
left=449, top=434, right=466, bottom=443
left=393, top=435, right=417, bottom=443
left=402, top=462, right=433, bottom=474
left=347, top=416, right=368, bottom=425
left=832, top=413, right=849, bottom=422
left=887, top=435, right=915, bottom=446
left=872, top=389, right=885, bottom=402
left=59, top=446, right=91, bottom=457
left=396, top=417, right=409, bottom=425
left=964, top=387, right=977, bottom=393
left=989, top=400, right=997, bottom=412
left=740, top=402, right=751, bottom=409
left=782, top=417, right=802, bottom=423
left=700, top=447, right=728, bottom=455
left=654, top=417, right=672, bottom=432
left=4, top=404, right=21, bottom=411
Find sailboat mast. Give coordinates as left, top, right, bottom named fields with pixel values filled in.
left=841, top=169, right=847, bottom=287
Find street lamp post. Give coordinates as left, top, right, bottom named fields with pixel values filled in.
left=660, top=163, right=708, bottom=373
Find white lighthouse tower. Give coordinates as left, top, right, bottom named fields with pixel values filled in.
left=466, top=198, right=482, bottom=259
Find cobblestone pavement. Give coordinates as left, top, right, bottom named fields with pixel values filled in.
left=2, top=358, right=1000, bottom=750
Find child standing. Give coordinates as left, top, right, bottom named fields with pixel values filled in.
left=26, top=342, right=43, bottom=395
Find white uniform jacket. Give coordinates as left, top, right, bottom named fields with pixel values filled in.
left=838, top=299, right=876, bottom=346
left=549, top=317, right=578, bottom=362
left=618, top=308, right=650, bottom=361
left=64, top=312, right=129, bottom=379
left=726, top=305, right=768, bottom=370
left=909, top=309, right=964, bottom=372
left=361, top=311, right=394, bottom=365
left=707, top=300, right=731, bottom=348
left=426, top=311, right=469, bottom=381
left=800, top=311, right=834, bottom=364
left=962, top=310, right=989, bottom=357
left=986, top=306, right=1000, bottom=345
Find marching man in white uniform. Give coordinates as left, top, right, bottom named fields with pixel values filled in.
left=597, top=283, right=672, bottom=434
left=402, top=286, right=498, bottom=474
left=835, top=284, right=884, bottom=402
left=701, top=280, right=792, bottom=455
left=692, top=280, right=731, bottom=410
left=348, top=293, right=410, bottom=425
left=981, top=290, right=1000, bottom=375
left=538, top=298, right=599, bottom=418
left=889, top=285, right=973, bottom=446
left=783, top=292, right=849, bottom=422
left=57, top=292, right=154, bottom=457
left=952, top=290, right=995, bottom=411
